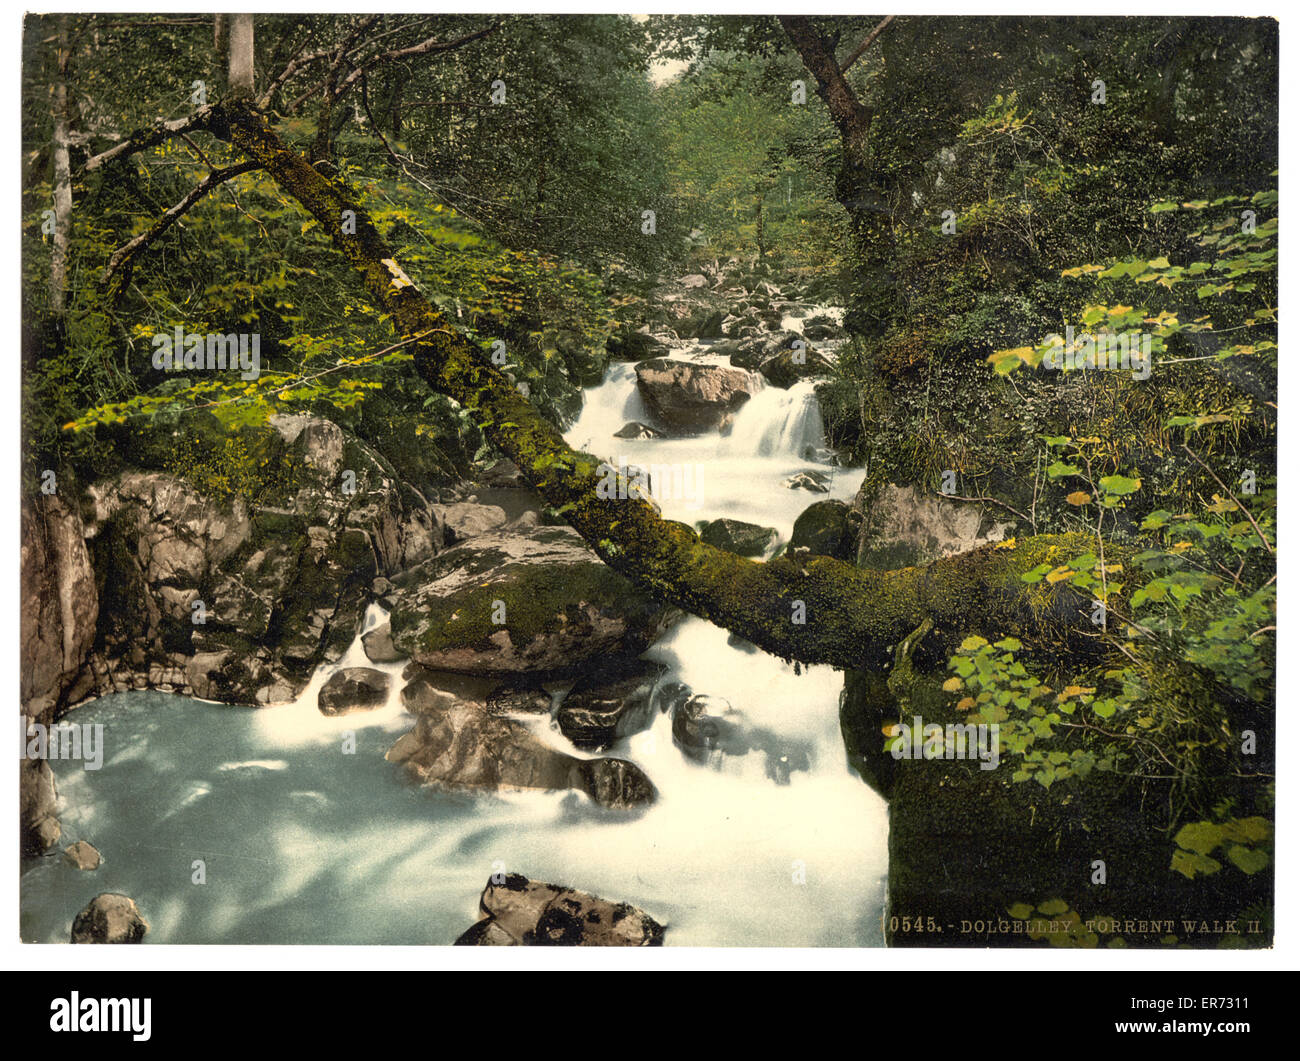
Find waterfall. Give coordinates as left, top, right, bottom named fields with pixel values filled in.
left=721, top=381, right=826, bottom=460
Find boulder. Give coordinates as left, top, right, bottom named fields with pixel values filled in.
left=607, top=329, right=673, bottom=363
left=318, top=667, right=391, bottom=715
left=387, top=677, right=655, bottom=809
left=455, top=874, right=665, bottom=946
left=635, top=359, right=759, bottom=436
left=63, top=840, right=101, bottom=870
left=699, top=518, right=778, bottom=558
left=671, top=695, right=811, bottom=784
left=759, top=346, right=836, bottom=389
left=852, top=481, right=1015, bottom=569
left=432, top=501, right=508, bottom=544
left=556, top=663, right=665, bottom=750
left=71, top=894, right=148, bottom=944
left=485, top=682, right=553, bottom=716
left=20, top=495, right=98, bottom=719
left=786, top=499, right=861, bottom=560
left=361, top=622, right=403, bottom=663
left=78, top=416, right=442, bottom=706
left=386, top=525, right=676, bottom=678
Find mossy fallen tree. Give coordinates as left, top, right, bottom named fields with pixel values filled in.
left=100, top=100, right=1107, bottom=672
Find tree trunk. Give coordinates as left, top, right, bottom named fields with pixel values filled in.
left=49, top=17, right=72, bottom=317
left=228, top=14, right=255, bottom=100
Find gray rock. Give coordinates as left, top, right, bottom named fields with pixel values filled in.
left=63, top=840, right=101, bottom=870
left=20, top=757, right=60, bottom=855
left=318, top=667, right=391, bottom=715
left=485, top=682, right=553, bottom=716
left=785, top=471, right=831, bottom=493
left=361, top=622, right=403, bottom=663
left=455, top=874, right=665, bottom=946
left=635, top=358, right=760, bottom=436
left=71, top=894, right=148, bottom=944
left=432, top=501, right=508, bottom=544
left=612, top=421, right=666, bottom=440
left=851, top=481, right=1014, bottom=569
left=699, top=518, right=778, bottom=558
left=385, top=692, right=656, bottom=809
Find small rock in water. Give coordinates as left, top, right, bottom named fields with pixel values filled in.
left=317, top=667, right=391, bottom=715
left=556, top=663, right=665, bottom=750
left=612, top=421, right=665, bottom=440
left=454, top=873, right=665, bottom=946
left=63, top=840, right=101, bottom=871
left=71, top=893, right=148, bottom=944
left=785, top=471, right=831, bottom=493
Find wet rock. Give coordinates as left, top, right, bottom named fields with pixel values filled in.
left=361, top=622, right=403, bottom=663
left=486, top=682, right=553, bottom=716
left=64, top=840, right=101, bottom=870
left=71, top=894, right=148, bottom=944
left=635, top=358, right=760, bottom=435
left=432, top=501, right=508, bottom=545
left=785, top=471, right=831, bottom=493
left=387, top=525, right=676, bottom=679
left=478, top=459, right=528, bottom=489
left=787, top=499, right=861, bottom=560
left=78, top=416, right=441, bottom=706
left=671, top=695, right=811, bottom=784
left=557, top=663, right=666, bottom=750
left=612, top=421, right=666, bottom=440
left=386, top=689, right=656, bottom=809
left=672, top=695, right=751, bottom=760
left=699, top=518, right=778, bottom=558
left=455, top=874, right=665, bottom=946
left=318, top=667, right=391, bottom=715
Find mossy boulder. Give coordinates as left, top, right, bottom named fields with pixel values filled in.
left=385, top=524, right=677, bottom=678
left=786, top=499, right=860, bottom=561
left=699, top=518, right=778, bottom=558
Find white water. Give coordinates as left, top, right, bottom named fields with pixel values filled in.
left=21, top=332, right=888, bottom=948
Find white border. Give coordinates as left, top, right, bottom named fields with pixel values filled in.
left=3, top=1, right=1292, bottom=974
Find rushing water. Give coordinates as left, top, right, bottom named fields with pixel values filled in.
left=21, top=332, right=889, bottom=947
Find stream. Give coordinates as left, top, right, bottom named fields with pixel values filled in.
left=21, top=326, right=889, bottom=947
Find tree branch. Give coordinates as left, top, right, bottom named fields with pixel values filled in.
left=100, top=160, right=261, bottom=288
left=83, top=106, right=217, bottom=172
left=839, top=15, right=895, bottom=73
